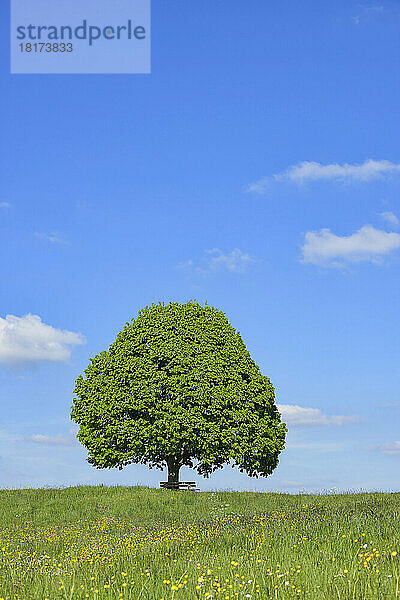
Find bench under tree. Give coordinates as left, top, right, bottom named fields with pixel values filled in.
left=159, top=481, right=200, bottom=491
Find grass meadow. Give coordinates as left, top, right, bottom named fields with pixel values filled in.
left=0, top=484, right=399, bottom=600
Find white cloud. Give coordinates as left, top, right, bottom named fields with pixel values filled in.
left=0, top=314, right=86, bottom=369
left=362, top=441, right=400, bottom=455
left=274, top=159, right=400, bottom=182
left=380, top=211, right=399, bottom=226
left=175, top=259, right=193, bottom=269
left=176, top=248, right=262, bottom=275
left=247, top=159, right=400, bottom=193
left=34, top=231, right=66, bottom=244
left=0, top=426, right=79, bottom=449
left=365, top=5, right=384, bottom=12
left=0, top=202, right=11, bottom=208
left=277, top=404, right=363, bottom=426
left=301, top=225, right=400, bottom=267
left=26, top=428, right=78, bottom=447
left=200, top=248, right=259, bottom=273
left=353, top=5, right=384, bottom=25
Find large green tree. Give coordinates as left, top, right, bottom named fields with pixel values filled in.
left=70, top=299, right=288, bottom=486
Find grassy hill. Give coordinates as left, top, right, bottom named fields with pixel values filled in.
left=0, top=485, right=399, bottom=599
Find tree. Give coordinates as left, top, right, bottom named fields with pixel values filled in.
left=70, top=299, right=288, bottom=486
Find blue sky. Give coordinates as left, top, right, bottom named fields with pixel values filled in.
left=1, top=0, right=399, bottom=494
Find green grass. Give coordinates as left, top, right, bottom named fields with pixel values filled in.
left=0, top=484, right=399, bottom=600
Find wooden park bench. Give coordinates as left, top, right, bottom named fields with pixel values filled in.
left=160, top=481, right=200, bottom=491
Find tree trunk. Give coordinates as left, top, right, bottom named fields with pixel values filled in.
left=166, top=455, right=181, bottom=485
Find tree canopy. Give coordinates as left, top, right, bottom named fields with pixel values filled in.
left=70, top=299, right=288, bottom=483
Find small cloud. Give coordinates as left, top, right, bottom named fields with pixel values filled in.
left=0, top=425, right=79, bottom=449
left=247, top=159, right=400, bottom=193
left=175, top=259, right=193, bottom=270
left=0, top=202, right=11, bottom=209
left=362, top=441, right=400, bottom=455
left=245, top=178, right=273, bottom=194
left=200, top=248, right=259, bottom=274
left=34, top=231, right=66, bottom=244
left=380, top=211, right=399, bottom=226
left=277, top=404, right=363, bottom=427
left=0, top=314, right=86, bottom=370
left=352, top=5, right=384, bottom=25
left=0, top=425, right=79, bottom=452
left=278, top=159, right=400, bottom=182
left=365, top=5, right=384, bottom=12
left=25, top=428, right=78, bottom=447
left=176, top=248, right=262, bottom=276
left=300, top=225, right=400, bottom=268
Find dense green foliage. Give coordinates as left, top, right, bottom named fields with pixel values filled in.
left=70, top=299, right=287, bottom=481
